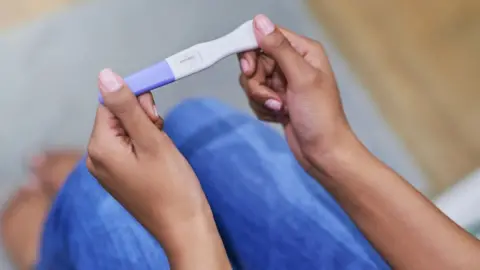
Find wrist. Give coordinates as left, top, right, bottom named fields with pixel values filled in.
left=306, top=129, right=373, bottom=180
left=148, top=199, right=218, bottom=243
left=149, top=203, right=230, bottom=269
left=166, top=215, right=230, bottom=269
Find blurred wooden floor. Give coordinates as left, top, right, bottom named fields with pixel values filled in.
left=0, top=0, right=78, bottom=29
left=308, top=0, right=480, bottom=193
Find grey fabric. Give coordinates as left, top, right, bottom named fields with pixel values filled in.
left=0, top=0, right=429, bottom=268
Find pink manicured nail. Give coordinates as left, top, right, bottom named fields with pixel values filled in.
left=153, top=106, right=159, bottom=117
left=99, top=68, right=123, bottom=92
left=240, top=58, right=250, bottom=73
left=264, top=99, right=282, bottom=111
left=255, top=14, right=275, bottom=35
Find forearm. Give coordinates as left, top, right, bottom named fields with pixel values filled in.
left=158, top=213, right=230, bottom=270
left=309, top=134, right=480, bottom=269
left=133, top=201, right=230, bottom=270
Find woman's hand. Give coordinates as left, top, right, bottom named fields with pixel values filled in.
left=240, top=15, right=480, bottom=270
left=238, top=15, right=355, bottom=173
left=86, top=69, right=230, bottom=270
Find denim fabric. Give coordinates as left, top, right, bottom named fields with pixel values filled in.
left=37, top=98, right=389, bottom=270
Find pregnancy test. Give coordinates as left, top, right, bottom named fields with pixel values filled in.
left=100, top=20, right=258, bottom=102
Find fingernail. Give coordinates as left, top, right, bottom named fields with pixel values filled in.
left=255, top=14, right=275, bottom=36
left=264, top=99, right=282, bottom=111
left=99, top=68, right=123, bottom=92
left=153, top=105, right=158, bottom=117
left=240, top=58, right=250, bottom=73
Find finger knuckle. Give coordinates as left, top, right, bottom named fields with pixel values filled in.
left=87, top=141, right=104, bottom=162
left=270, top=34, right=290, bottom=50
left=306, top=38, right=325, bottom=51
left=156, top=118, right=164, bottom=130
left=86, top=157, right=95, bottom=172
left=246, top=89, right=257, bottom=101
left=239, top=75, right=247, bottom=89
left=245, top=84, right=259, bottom=98
left=86, top=157, right=105, bottom=182
left=300, top=70, right=323, bottom=88
left=105, top=93, right=137, bottom=117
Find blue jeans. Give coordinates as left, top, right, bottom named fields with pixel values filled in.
left=37, top=98, right=389, bottom=270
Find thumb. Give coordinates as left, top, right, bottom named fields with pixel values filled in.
left=253, top=15, right=315, bottom=82
left=98, top=68, right=159, bottom=150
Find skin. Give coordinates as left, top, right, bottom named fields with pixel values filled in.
left=4, top=13, right=475, bottom=270
left=237, top=14, right=480, bottom=270
left=87, top=71, right=230, bottom=270
left=1, top=151, right=82, bottom=270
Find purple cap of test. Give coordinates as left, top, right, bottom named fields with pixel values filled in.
left=98, top=60, right=176, bottom=103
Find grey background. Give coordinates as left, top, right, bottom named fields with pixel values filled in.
left=0, top=0, right=428, bottom=267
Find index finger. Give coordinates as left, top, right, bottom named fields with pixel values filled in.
left=138, top=92, right=164, bottom=129
left=91, top=105, right=116, bottom=139
left=99, top=69, right=160, bottom=151
left=88, top=105, right=123, bottom=161
left=239, top=27, right=318, bottom=78
left=237, top=49, right=259, bottom=77
left=279, top=27, right=323, bottom=54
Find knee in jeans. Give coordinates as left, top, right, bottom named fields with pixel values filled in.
left=165, top=97, right=230, bottom=121
left=163, top=97, right=238, bottom=138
